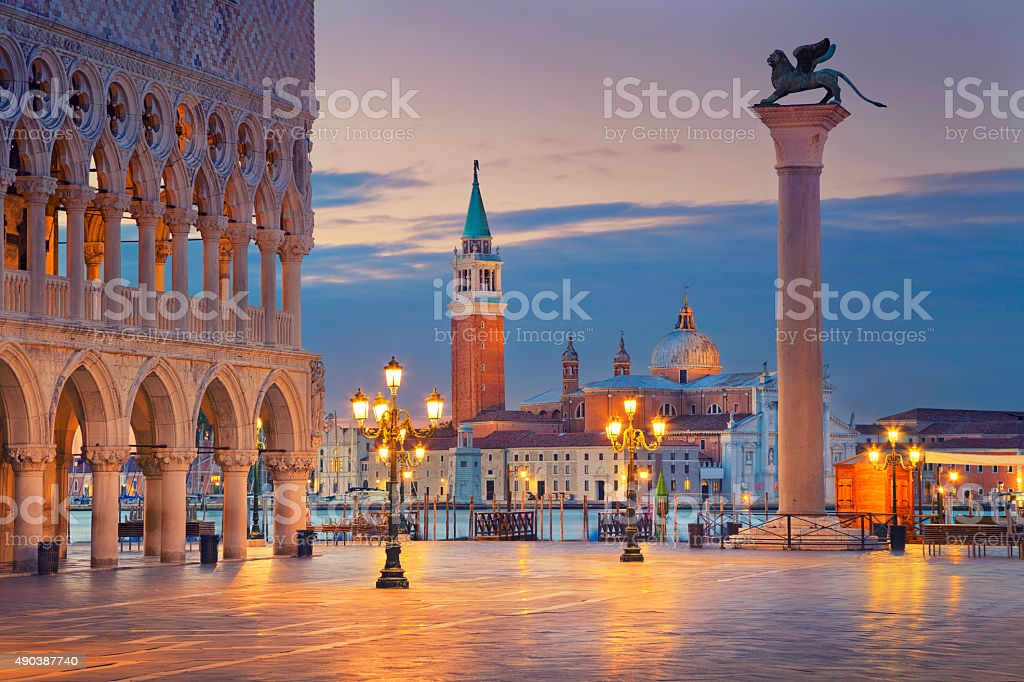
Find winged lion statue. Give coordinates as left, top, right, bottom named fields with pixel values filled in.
left=759, top=38, right=886, bottom=108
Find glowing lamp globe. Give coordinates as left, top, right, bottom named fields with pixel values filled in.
left=351, top=388, right=369, bottom=424
left=384, top=356, right=403, bottom=389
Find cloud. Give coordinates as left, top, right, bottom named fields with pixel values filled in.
left=310, top=169, right=427, bottom=209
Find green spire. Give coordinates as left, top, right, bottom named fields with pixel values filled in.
left=655, top=472, right=668, bottom=499
left=462, top=159, right=491, bottom=239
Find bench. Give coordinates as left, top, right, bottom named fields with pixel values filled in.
left=117, top=521, right=144, bottom=551
left=922, top=524, right=1024, bottom=558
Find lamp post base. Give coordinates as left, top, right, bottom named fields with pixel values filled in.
left=619, top=546, right=644, bottom=562
left=376, top=543, right=410, bottom=588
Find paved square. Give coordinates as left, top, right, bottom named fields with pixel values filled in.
left=1, top=543, right=1022, bottom=680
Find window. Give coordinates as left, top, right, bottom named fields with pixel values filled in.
left=584, top=480, right=590, bottom=491
left=514, top=453, right=519, bottom=462
left=525, top=454, right=530, bottom=462
left=599, top=453, right=604, bottom=460
left=1010, top=466, right=1015, bottom=473
left=680, top=370, right=687, bottom=383
left=699, top=439, right=706, bottom=450
left=564, top=465, right=570, bottom=474
left=584, top=465, right=589, bottom=474
left=614, top=465, right=619, bottom=474
left=584, top=453, right=589, bottom=461
left=671, top=480, right=676, bottom=491
left=481, top=343, right=485, bottom=349
left=659, top=403, right=677, bottom=417
left=734, top=402, right=740, bottom=413
left=707, top=404, right=723, bottom=414
left=487, top=469, right=493, bottom=475
left=539, top=454, right=544, bottom=461
left=553, top=453, right=559, bottom=461
left=613, top=453, right=619, bottom=460
left=614, top=480, right=619, bottom=491
left=685, top=464, right=690, bottom=474
left=994, top=466, right=999, bottom=473
left=481, top=364, right=486, bottom=371
left=553, top=480, right=559, bottom=491
left=684, top=479, right=691, bottom=492
left=670, top=464, right=676, bottom=474
left=461, top=460, right=467, bottom=468
left=488, top=454, right=492, bottom=461
left=575, top=403, right=585, bottom=419
left=565, top=454, right=570, bottom=461
left=690, top=404, right=697, bottom=415
left=565, top=480, right=570, bottom=490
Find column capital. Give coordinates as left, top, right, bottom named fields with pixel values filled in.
left=225, top=221, right=256, bottom=246
left=0, top=168, right=16, bottom=192
left=4, top=445, right=56, bottom=472
left=752, top=104, right=849, bottom=169
left=155, top=240, right=172, bottom=263
left=255, top=228, right=285, bottom=253
left=279, top=234, right=314, bottom=262
left=196, top=214, right=228, bottom=239
left=84, top=242, right=104, bottom=263
left=154, top=448, right=196, bottom=473
left=93, top=192, right=132, bottom=219
left=133, top=452, right=163, bottom=478
left=14, top=175, right=57, bottom=204
left=164, top=207, right=198, bottom=234
left=262, top=452, right=316, bottom=480
left=130, top=200, right=166, bottom=225
left=56, top=184, right=97, bottom=211
left=219, top=239, right=233, bottom=260
left=214, top=449, right=259, bottom=472
left=81, top=447, right=132, bottom=473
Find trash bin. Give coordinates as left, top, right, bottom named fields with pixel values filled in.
left=37, top=541, right=60, bottom=575
left=688, top=523, right=704, bottom=548
left=199, top=534, right=219, bottom=564
left=296, top=529, right=315, bottom=557
left=726, top=522, right=742, bottom=537
left=889, top=524, right=907, bottom=551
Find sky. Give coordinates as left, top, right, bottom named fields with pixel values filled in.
left=297, top=1, right=1024, bottom=424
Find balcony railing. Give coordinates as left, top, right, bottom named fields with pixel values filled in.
left=2, top=270, right=296, bottom=347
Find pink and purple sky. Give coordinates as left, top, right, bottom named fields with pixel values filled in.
left=298, top=1, right=1024, bottom=424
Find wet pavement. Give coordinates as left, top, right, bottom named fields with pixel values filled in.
left=0, top=541, right=1022, bottom=680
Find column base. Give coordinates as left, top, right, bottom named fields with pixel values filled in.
left=619, top=547, right=645, bottom=562
left=13, top=558, right=37, bottom=574
left=161, top=550, right=186, bottom=563
left=224, top=545, right=247, bottom=560
left=91, top=557, right=117, bottom=568
left=376, top=569, right=410, bottom=589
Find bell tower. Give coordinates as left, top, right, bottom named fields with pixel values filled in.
left=450, top=161, right=506, bottom=427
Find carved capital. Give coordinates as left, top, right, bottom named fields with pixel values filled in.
left=134, top=453, right=162, bottom=478
left=196, top=215, right=228, bottom=240
left=14, top=175, right=57, bottom=204
left=279, top=235, right=314, bottom=262
left=84, top=242, right=104, bottom=263
left=56, top=184, right=97, bottom=212
left=82, top=447, right=132, bottom=473
left=0, top=168, right=16, bottom=192
left=4, top=445, right=57, bottom=472
left=93, top=192, right=132, bottom=220
left=130, top=200, right=166, bottom=227
left=225, top=221, right=256, bottom=247
left=262, top=452, right=316, bottom=480
left=155, top=240, right=172, bottom=262
left=154, top=448, right=196, bottom=472
left=164, top=207, right=198, bottom=235
left=255, top=228, right=285, bottom=253
left=752, top=104, right=849, bottom=169
left=214, top=449, right=259, bottom=472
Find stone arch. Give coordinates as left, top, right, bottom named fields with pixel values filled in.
left=0, top=342, right=45, bottom=445
left=126, top=357, right=190, bottom=451
left=281, top=184, right=303, bottom=235
left=127, top=148, right=162, bottom=202
left=50, top=349, right=123, bottom=448
left=49, top=119, right=90, bottom=185
left=91, top=133, right=127, bottom=192
left=10, top=117, right=51, bottom=176
left=160, top=151, right=192, bottom=208
left=23, top=44, right=67, bottom=132
left=193, top=163, right=223, bottom=216
left=194, top=364, right=248, bottom=451
left=224, top=168, right=253, bottom=223
left=254, top=370, right=304, bottom=453
left=253, top=176, right=280, bottom=229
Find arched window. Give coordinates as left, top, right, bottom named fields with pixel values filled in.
left=658, top=403, right=677, bottom=417
left=707, top=404, right=723, bottom=414
left=574, top=403, right=585, bottom=419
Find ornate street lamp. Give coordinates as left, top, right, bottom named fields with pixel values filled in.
left=869, top=429, right=920, bottom=550
left=352, top=357, right=443, bottom=589
left=249, top=416, right=267, bottom=540
left=605, top=396, right=666, bottom=562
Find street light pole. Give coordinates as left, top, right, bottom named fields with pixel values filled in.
left=869, top=430, right=920, bottom=551
left=605, top=396, right=666, bottom=563
left=351, top=357, right=444, bottom=589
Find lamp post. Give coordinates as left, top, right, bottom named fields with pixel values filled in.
left=351, top=357, right=444, bottom=589
left=506, top=464, right=529, bottom=512
left=249, top=417, right=267, bottom=540
left=605, top=396, right=666, bottom=562
left=869, top=429, right=920, bottom=551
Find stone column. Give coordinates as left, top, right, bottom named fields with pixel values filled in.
left=219, top=238, right=231, bottom=304
left=134, top=453, right=162, bottom=557
left=82, top=447, right=131, bottom=567
left=262, top=453, right=315, bottom=556
left=214, top=450, right=258, bottom=559
left=156, top=448, right=194, bottom=562
left=280, top=235, right=313, bottom=346
left=131, top=201, right=165, bottom=328
left=57, top=185, right=97, bottom=320
left=154, top=241, right=171, bottom=292
left=93, top=193, right=132, bottom=320
left=255, top=229, right=284, bottom=345
left=754, top=104, right=848, bottom=516
left=196, top=216, right=226, bottom=333
left=225, top=223, right=255, bottom=338
left=0, top=169, right=15, bottom=311
left=54, top=451, right=71, bottom=558
left=4, top=445, right=56, bottom=573
left=14, top=176, right=57, bottom=315
left=164, top=208, right=197, bottom=331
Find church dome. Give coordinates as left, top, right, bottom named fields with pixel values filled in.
left=562, top=333, right=579, bottom=362
left=613, top=334, right=630, bottom=363
left=649, top=297, right=721, bottom=373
